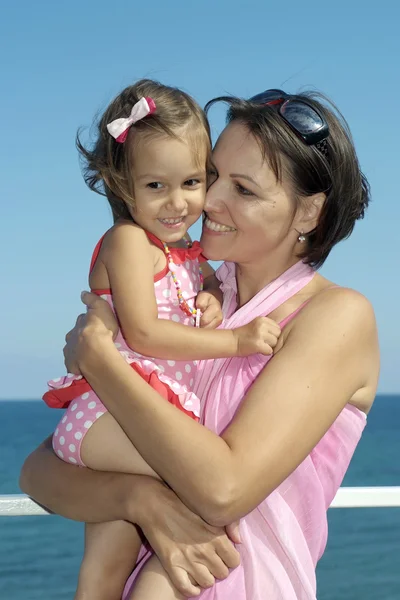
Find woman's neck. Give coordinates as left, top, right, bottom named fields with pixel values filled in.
left=235, top=253, right=301, bottom=308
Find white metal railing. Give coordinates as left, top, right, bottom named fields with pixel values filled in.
left=1, top=487, right=400, bottom=517
left=329, top=486, right=400, bottom=508
left=0, top=494, right=50, bottom=516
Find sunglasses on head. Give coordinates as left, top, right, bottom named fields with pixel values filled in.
left=249, top=89, right=329, bottom=156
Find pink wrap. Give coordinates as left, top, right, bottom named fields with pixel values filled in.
left=123, top=260, right=366, bottom=599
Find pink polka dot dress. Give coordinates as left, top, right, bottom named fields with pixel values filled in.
left=44, top=231, right=205, bottom=466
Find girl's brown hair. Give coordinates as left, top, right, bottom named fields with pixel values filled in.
left=206, top=92, right=370, bottom=268
left=77, top=79, right=212, bottom=221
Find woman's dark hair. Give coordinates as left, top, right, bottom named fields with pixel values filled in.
left=206, top=92, right=370, bottom=268
left=77, top=79, right=212, bottom=222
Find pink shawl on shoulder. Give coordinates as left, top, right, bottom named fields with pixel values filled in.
left=123, top=260, right=366, bottom=599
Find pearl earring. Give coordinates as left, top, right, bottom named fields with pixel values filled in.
left=298, top=231, right=306, bottom=243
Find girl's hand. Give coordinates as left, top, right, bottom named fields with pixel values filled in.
left=132, top=478, right=241, bottom=597
left=234, top=317, right=281, bottom=357
left=63, top=292, right=119, bottom=374
left=196, top=292, right=223, bottom=329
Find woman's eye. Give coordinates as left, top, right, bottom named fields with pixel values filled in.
left=235, top=183, right=254, bottom=196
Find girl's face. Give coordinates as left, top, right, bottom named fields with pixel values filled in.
left=129, top=133, right=206, bottom=243
left=200, top=122, right=301, bottom=265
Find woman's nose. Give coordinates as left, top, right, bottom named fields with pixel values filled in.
left=204, top=179, right=225, bottom=212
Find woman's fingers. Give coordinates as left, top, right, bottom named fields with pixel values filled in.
left=62, top=313, right=87, bottom=374
left=225, top=520, right=242, bottom=544
left=80, top=291, right=119, bottom=338
left=189, top=562, right=215, bottom=588
left=64, top=313, right=85, bottom=343
left=62, top=346, right=80, bottom=375
left=215, top=537, right=241, bottom=570
left=200, top=553, right=230, bottom=580
left=169, top=567, right=201, bottom=597
left=62, top=293, right=119, bottom=374
left=135, top=480, right=241, bottom=594
left=80, top=290, right=100, bottom=308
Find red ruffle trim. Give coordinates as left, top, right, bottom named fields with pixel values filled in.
left=145, top=231, right=206, bottom=264
left=42, top=363, right=199, bottom=421
left=168, top=240, right=206, bottom=264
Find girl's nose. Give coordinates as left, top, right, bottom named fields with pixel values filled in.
left=167, top=191, right=187, bottom=212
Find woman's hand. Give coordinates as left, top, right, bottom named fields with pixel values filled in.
left=63, top=292, right=119, bottom=375
left=132, top=477, right=241, bottom=597
left=20, top=438, right=241, bottom=597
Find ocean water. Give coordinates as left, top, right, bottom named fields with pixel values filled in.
left=0, top=396, right=399, bottom=599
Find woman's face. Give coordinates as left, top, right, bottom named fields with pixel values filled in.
left=200, top=121, right=300, bottom=265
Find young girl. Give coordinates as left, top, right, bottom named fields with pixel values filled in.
left=43, top=79, right=281, bottom=600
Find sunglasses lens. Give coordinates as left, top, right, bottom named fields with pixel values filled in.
left=280, top=102, right=324, bottom=135
left=250, top=89, right=286, bottom=104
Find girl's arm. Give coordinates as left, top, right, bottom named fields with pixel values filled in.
left=69, top=287, right=378, bottom=526
left=100, top=222, right=276, bottom=359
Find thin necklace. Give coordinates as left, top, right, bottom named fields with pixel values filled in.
left=162, top=237, right=203, bottom=326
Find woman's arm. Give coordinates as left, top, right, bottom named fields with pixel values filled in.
left=71, top=287, right=378, bottom=526
left=19, top=438, right=241, bottom=596
left=19, top=436, right=145, bottom=522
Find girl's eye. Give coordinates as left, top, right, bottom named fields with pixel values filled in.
left=184, top=179, right=200, bottom=187
left=235, top=183, right=254, bottom=196
left=147, top=182, right=163, bottom=189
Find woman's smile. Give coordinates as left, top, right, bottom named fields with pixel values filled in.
left=203, top=217, right=236, bottom=234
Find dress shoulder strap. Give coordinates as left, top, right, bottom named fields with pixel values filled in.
left=90, top=229, right=163, bottom=275
left=279, top=285, right=341, bottom=328
left=145, top=230, right=164, bottom=249
left=89, top=233, right=107, bottom=274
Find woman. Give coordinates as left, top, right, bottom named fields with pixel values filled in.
left=20, top=89, right=379, bottom=599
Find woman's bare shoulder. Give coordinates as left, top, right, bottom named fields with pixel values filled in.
left=294, top=279, right=376, bottom=329
left=280, top=285, right=379, bottom=411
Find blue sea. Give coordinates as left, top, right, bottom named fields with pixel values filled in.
left=0, top=396, right=399, bottom=599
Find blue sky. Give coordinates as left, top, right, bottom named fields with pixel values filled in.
left=1, top=0, right=399, bottom=398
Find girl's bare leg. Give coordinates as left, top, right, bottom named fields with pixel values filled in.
left=129, top=554, right=184, bottom=600
left=75, top=413, right=160, bottom=599
left=80, top=412, right=159, bottom=478
left=75, top=521, right=141, bottom=600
